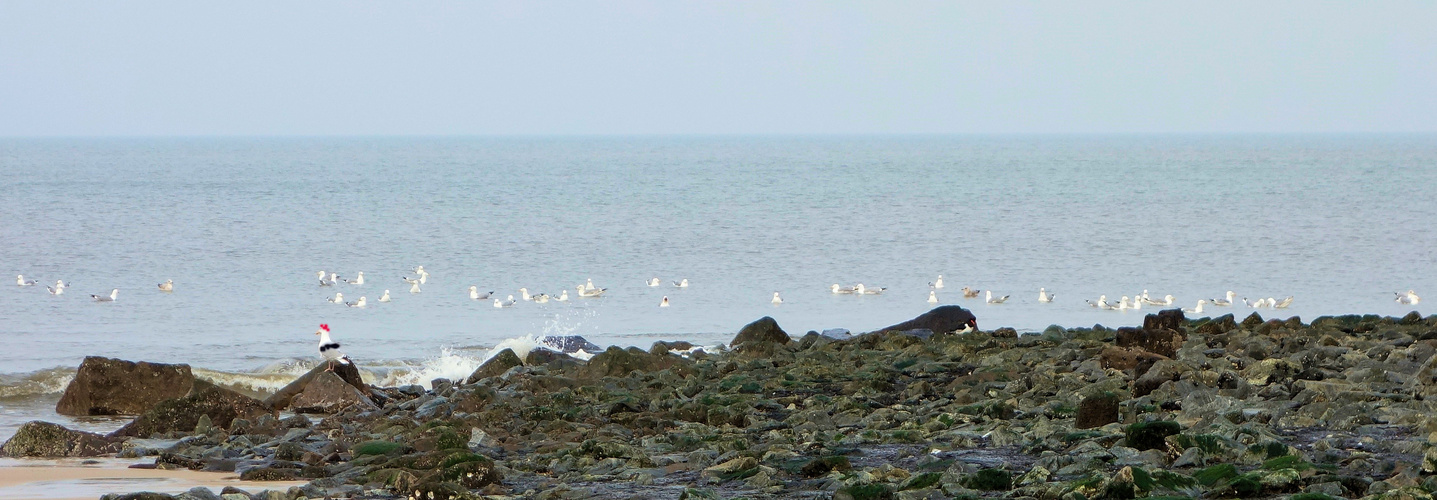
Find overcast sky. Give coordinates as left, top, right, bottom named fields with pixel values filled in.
left=1, top=2, right=1434, bottom=136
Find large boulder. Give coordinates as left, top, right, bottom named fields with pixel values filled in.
left=56, top=357, right=200, bottom=416
left=289, top=372, right=377, bottom=414
left=539, top=335, right=602, bottom=354
left=464, top=348, right=524, bottom=384
left=1115, top=327, right=1184, bottom=359
left=1, top=421, right=122, bottom=457
left=584, top=346, right=692, bottom=378
left=731, top=317, right=790, bottom=346
left=110, top=386, right=272, bottom=438
left=261, top=360, right=368, bottom=411
left=875, top=306, right=978, bottom=334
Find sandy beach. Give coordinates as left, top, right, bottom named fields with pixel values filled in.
left=0, top=458, right=305, bottom=500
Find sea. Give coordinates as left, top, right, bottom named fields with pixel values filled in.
left=1, top=135, right=1433, bottom=441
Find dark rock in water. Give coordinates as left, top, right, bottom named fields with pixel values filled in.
left=289, top=372, right=377, bottom=414
left=539, top=335, right=601, bottom=354
left=464, top=348, right=523, bottom=384
left=1143, top=309, right=1186, bottom=332
left=1076, top=393, right=1121, bottom=429
left=1116, top=327, right=1183, bottom=358
left=56, top=357, right=200, bottom=416
left=524, top=348, right=583, bottom=370
left=876, top=305, right=978, bottom=334
left=732, top=316, right=790, bottom=346
left=110, top=386, right=272, bottom=438
left=261, top=360, right=367, bottom=411
left=648, top=340, right=694, bottom=355
left=584, top=346, right=692, bottom=377
left=0, top=420, right=122, bottom=457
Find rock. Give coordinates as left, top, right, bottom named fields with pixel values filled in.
left=732, top=316, right=790, bottom=346
left=1100, top=347, right=1168, bottom=375
left=176, top=487, right=219, bottom=500
left=1241, top=312, right=1265, bottom=329
left=56, top=357, right=200, bottom=416
left=102, top=494, right=177, bottom=500
left=539, top=335, right=602, bottom=354
left=1116, top=327, right=1184, bottom=358
left=0, top=421, right=122, bottom=457
left=1134, top=359, right=1188, bottom=397
left=584, top=346, right=691, bottom=377
left=464, top=348, right=523, bottom=384
left=1124, top=421, right=1181, bottom=451
left=821, top=328, right=852, bottom=339
left=876, top=305, right=978, bottom=334
left=524, top=348, right=583, bottom=369
left=701, top=456, right=758, bottom=481
left=1143, top=309, right=1186, bottom=332
left=259, top=360, right=367, bottom=411
left=288, top=371, right=377, bottom=414
left=1195, top=314, right=1237, bottom=335
left=1076, top=393, right=1121, bottom=429
left=110, top=386, right=272, bottom=438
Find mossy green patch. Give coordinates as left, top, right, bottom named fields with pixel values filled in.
left=352, top=440, right=401, bottom=456
left=1193, top=463, right=1237, bottom=486
left=1152, top=470, right=1196, bottom=490
left=1289, top=494, right=1339, bottom=500
left=1171, top=433, right=1225, bottom=454
left=962, top=468, right=1012, bottom=490
left=1125, top=421, right=1182, bottom=451
left=836, top=483, right=894, bottom=500
left=898, top=472, right=942, bottom=491
left=1261, top=455, right=1309, bottom=471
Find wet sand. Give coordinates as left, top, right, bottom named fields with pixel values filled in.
left=0, top=458, right=305, bottom=500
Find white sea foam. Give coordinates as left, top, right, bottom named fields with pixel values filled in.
left=0, top=367, right=75, bottom=398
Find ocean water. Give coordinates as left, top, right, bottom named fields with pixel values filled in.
left=1, top=135, right=1433, bottom=440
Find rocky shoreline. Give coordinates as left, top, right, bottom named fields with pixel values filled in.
left=4, top=306, right=1436, bottom=500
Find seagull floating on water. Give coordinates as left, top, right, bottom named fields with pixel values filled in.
left=47, top=284, right=63, bottom=295
left=328, top=292, right=344, bottom=304
left=986, top=290, right=1009, bottom=304
left=673, top=279, right=689, bottom=288
left=1038, top=288, right=1053, bottom=303
left=378, top=290, right=391, bottom=302
left=1142, top=294, right=1174, bottom=307
left=346, top=296, right=367, bottom=308
left=932, top=275, right=944, bottom=289
left=1273, top=296, right=1294, bottom=308
left=1183, top=299, right=1208, bottom=314
left=494, top=295, right=516, bottom=308
left=584, top=278, right=596, bottom=291
left=534, top=293, right=550, bottom=303
left=928, top=291, right=938, bottom=304
left=92, top=289, right=118, bottom=302
left=17, top=275, right=36, bottom=286
left=557, top=290, right=569, bottom=301
left=314, top=324, right=350, bottom=372
left=961, top=287, right=980, bottom=299
left=577, top=285, right=607, bottom=297
left=855, top=284, right=886, bottom=295
left=520, top=288, right=535, bottom=301
left=647, top=278, right=661, bottom=287
left=158, top=279, right=174, bottom=292
left=1396, top=290, right=1420, bottom=305
left=771, top=292, right=783, bottom=305
left=831, top=284, right=856, bottom=294
left=470, top=286, right=493, bottom=300
left=660, top=296, right=670, bottom=307
left=345, top=272, right=364, bottom=285
left=1211, top=291, right=1236, bottom=307
left=409, top=282, right=421, bottom=294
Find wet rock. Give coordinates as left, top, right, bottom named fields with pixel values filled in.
left=1100, top=346, right=1168, bottom=375
left=102, top=494, right=177, bottom=500
left=464, top=348, right=523, bottom=383
left=1134, top=359, right=1189, bottom=397
left=1116, top=327, right=1184, bottom=358
left=584, top=346, right=691, bottom=377
left=540, top=335, right=602, bottom=354
left=0, top=420, right=122, bottom=457
left=1195, top=313, right=1238, bottom=335
left=876, top=305, right=977, bottom=334
left=1076, top=393, right=1121, bottom=429
left=289, top=371, right=377, bottom=414
left=56, top=357, right=200, bottom=416
left=1143, top=309, right=1186, bottom=332
left=260, top=360, right=367, bottom=411
left=111, top=386, right=272, bottom=438
left=524, top=348, right=583, bottom=370
left=732, top=316, right=790, bottom=346
left=1124, top=421, right=1181, bottom=451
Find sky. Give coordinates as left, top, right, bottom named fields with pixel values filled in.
left=1, top=2, right=1434, bottom=136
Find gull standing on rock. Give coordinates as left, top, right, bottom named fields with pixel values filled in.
left=772, top=292, right=783, bottom=305
left=158, top=279, right=174, bottom=292
left=92, top=289, right=118, bottom=302
left=17, top=275, right=36, bottom=286
left=986, top=290, right=1009, bottom=304
left=1039, top=288, right=1053, bottom=303
left=378, top=290, right=391, bottom=302
left=314, top=324, right=351, bottom=372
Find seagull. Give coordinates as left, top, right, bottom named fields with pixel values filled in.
left=520, top=288, right=534, bottom=301
left=17, top=275, right=36, bottom=286
left=417, top=270, right=428, bottom=284
left=647, top=278, right=661, bottom=287
left=1142, top=294, right=1174, bottom=307
left=1117, top=296, right=1132, bottom=310
left=1087, top=295, right=1108, bottom=308
left=346, top=296, right=367, bottom=308
left=329, top=273, right=341, bottom=285
left=55, top=280, right=68, bottom=290
left=584, top=278, right=596, bottom=291
left=327, top=292, right=344, bottom=304
left=413, top=265, right=425, bottom=275
left=470, top=286, right=493, bottom=300
left=402, top=276, right=420, bottom=285
left=1396, top=290, right=1421, bottom=305
left=661, top=296, right=671, bottom=307
left=1211, top=291, right=1236, bottom=307
left=158, top=279, right=174, bottom=292
left=557, top=290, right=569, bottom=301
left=771, top=292, right=783, bottom=305
left=831, top=284, right=856, bottom=294
left=1038, top=288, right=1053, bottom=303
left=494, top=295, right=516, bottom=308
left=961, top=287, right=980, bottom=299
left=932, top=275, right=944, bottom=289
left=47, top=284, right=63, bottom=295
left=856, top=284, right=886, bottom=295
left=928, top=290, right=938, bottom=304
left=577, top=285, right=607, bottom=297
left=378, top=290, right=391, bottom=302
left=673, top=279, right=689, bottom=288
left=316, top=271, right=326, bottom=281
left=345, top=272, right=364, bottom=285
left=409, top=281, right=421, bottom=294
left=1183, top=299, right=1208, bottom=314
left=986, top=290, right=1009, bottom=304
left=314, top=324, right=351, bottom=372
left=91, top=289, right=118, bottom=302
left=1273, top=296, right=1294, bottom=308
left=534, top=293, right=550, bottom=303
left=1243, top=297, right=1271, bottom=308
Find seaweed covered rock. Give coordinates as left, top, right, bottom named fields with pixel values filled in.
left=732, top=316, right=790, bottom=346
left=0, top=421, right=122, bottom=457
left=56, top=357, right=200, bottom=416
left=464, top=348, right=523, bottom=384
left=584, top=346, right=691, bottom=377
left=110, top=386, right=272, bottom=438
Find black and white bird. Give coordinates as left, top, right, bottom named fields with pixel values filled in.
left=345, top=272, right=364, bottom=285
left=346, top=296, right=366, bottom=308
left=378, top=290, right=391, bottom=302
left=158, top=279, right=174, bottom=292
left=47, top=284, right=64, bottom=295
left=91, top=289, right=118, bottom=302
left=985, top=290, right=1009, bottom=304
left=17, top=275, right=37, bottom=286
left=673, top=278, right=689, bottom=288
left=314, top=324, right=351, bottom=371
left=855, top=284, right=886, bottom=295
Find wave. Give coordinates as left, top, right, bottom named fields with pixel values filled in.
left=0, top=367, right=75, bottom=399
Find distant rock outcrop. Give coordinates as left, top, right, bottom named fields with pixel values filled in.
left=110, top=386, right=272, bottom=438
left=875, top=305, right=978, bottom=334
left=55, top=356, right=199, bottom=416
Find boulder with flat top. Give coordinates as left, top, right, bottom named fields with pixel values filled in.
left=0, top=420, right=122, bottom=457
left=110, top=386, right=272, bottom=438
left=56, top=356, right=199, bottom=416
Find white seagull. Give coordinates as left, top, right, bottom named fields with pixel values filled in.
left=1183, top=299, right=1208, bottom=314
left=932, top=275, right=944, bottom=289
left=661, top=296, right=671, bottom=307
left=647, top=278, right=662, bottom=287
left=831, top=284, right=857, bottom=294
left=1038, top=288, right=1053, bottom=303
left=584, top=278, right=596, bottom=291
left=314, top=324, right=351, bottom=372
left=961, top=287, right=980, bottom=299
left=346, top=296, right=367, bottom=308
left=673, top=279, right=689, bottom=288
left=986, top=290, right=1009, bottom=304
left=771, top=292, right=783, bottom=305
left=557, top=290, right=569, bottom=302
left=327, top=292, right=344, bottom=304
left=346, top=272, right=364, bottom=285
left=928, top=290, right=939, bottom=304
left=856, top=284, right=886, bottom=295
left=378, top=290, right=391, bottom=302
left=1396, top=290, right=1421, bottom=305
left=1273, top=296, right=1294, bottom=308
left=520, top=288, right=534, bottom=301
left=158, top=279, right=174, bottom=292
left=1142, top=294, right=1174, bottom=307
left=92, top=289, right=118, bottom=302
left=470, top=286, right=493, bottom=300
left=534, top=293, right=550, bottom=303
left=409, top=281, right=421, bottom=294
left=494, top=295, right=516, bottom=308
left=17, top=275, right=36, bottom=286
left=577, top=285, right=607, bottom=297
left=47, top=284, right=64, bottom=295
left=1211, top=291, right=1236, bottom=307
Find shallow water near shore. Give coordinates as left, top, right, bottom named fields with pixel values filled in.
left=1, top=135, right=1433, bottom=441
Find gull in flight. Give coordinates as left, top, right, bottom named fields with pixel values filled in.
left=673, top=279, right=689, bottom=288
left=928, top=290, right=938, bottom=304
left=831, top=284, right=856, bottom=294
left=92, top=289, right=119, bottom=302
left=660, top=296, right=670, bottom=307
left=17, top=275, right=36, bottom=286
left=1038, top=288, right=1053, bottom=303
left=647, top=278, right=661, bottom=287
left=1211, top=291, right=1236, bottom=307
left=961, top=287, right=980, bottom=299
left=855, top=284, right=886, bottom=295
left=771, top=292, right=783, bottom=305
left=494, top=295, right=516, bottom=308
left=378, top=290, right=391, bottom=302
left=986, top=290, right=1009, bottom=304
left=346, top=296, right=367, bottom=308
left=327, top=292, right=344, bottom=304
left=1183, top=299, right=1208, bottom=314
left=158, top=279, right=174, bottom=292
